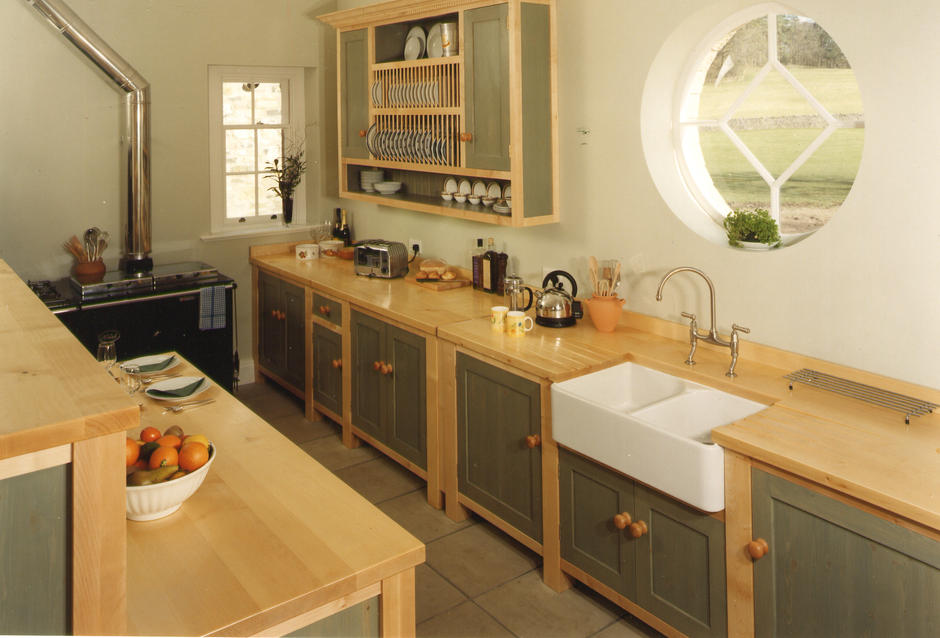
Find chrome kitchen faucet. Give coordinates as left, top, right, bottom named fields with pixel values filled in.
left=655, top=267, right=750, bottom=377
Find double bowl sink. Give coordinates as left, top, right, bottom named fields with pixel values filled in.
left=551, top=362, right=767, bottom=512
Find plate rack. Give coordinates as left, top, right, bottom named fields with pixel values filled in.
left=372, top=58, right=460, bottom=109
left=369, top=114, right=461, bottom=166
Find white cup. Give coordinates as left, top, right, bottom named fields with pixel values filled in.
left=490, top=306, right=509, bottom=332
left=296, top=243, right=319, bottom=260
left=506, top=310, right=534, bottom=336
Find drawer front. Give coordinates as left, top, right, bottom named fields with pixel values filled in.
left=313, top=293, right=343, bottom=326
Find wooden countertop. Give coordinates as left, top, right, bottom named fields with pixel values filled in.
left=126, top=358, right=424, bottom=636
left=250, top=245, right=493, bottom=334
left=0, top=259, right=139, bottom=460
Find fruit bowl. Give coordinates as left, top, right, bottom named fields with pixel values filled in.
left=126, top=444, right=215, bottom=521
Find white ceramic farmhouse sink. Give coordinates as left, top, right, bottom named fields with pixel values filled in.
left=551, top=362, right=767, bottom=512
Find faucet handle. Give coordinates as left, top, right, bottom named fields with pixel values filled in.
left=732, top=323, right=750, bottom=334
left=681, top=312, right=697, bottom=322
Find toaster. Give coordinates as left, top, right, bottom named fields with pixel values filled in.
left=354, top=240, right=410, bottom=278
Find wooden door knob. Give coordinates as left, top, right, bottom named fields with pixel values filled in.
left=381, top=363, right=393, bottom=375
left=747, top=538, right=770, bottom=560
left=525, top=434, right=541, bottom=448
left=331, top=359, right=342, bottom=369
left=359, top=129, right=367, bottom=137
left=319, top=305, right=330, bottom=316
left=271, top=309, right=278, bottom=318
left=613, top=513, right=632, bottom=530
left=373, top=361, right=382, bottom=372
left=629, top=521, right=648, bottom=538
left=460, top=132, right=473, bottom=142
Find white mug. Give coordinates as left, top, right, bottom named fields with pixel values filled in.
left=506, top=311, right=534, bottom=336
left=296, top=243, right=319, bottom=260
left=490, top=306, right=509, bottom=332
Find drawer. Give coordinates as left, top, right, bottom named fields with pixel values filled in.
left=313, top=293, right=343, bottom=326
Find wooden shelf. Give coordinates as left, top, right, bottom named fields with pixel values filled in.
left=345, top=157, right=510, bottom=179
left=341, top=189, right=517, bottom=225
left=374, top=55, right=463, bottom=71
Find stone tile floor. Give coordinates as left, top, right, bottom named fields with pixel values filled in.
left=237, top=381, right=663, bottom=638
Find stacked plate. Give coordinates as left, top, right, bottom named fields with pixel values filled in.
left=404, top=26, right=426, bottom=60
left=360, top=168, right=384, bottom=192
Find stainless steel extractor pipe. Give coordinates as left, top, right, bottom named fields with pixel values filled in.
left=26, top=0, right=152, bottom=272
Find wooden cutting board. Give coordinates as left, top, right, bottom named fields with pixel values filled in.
left=409, top=276, right=471, bottom=291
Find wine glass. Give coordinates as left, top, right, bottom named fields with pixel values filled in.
left=122, top=364, right=141, bottom=395
left=96, top=330, right=119, bottom=374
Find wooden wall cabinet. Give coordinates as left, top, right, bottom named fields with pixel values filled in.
left=258, top=271, right=306, bottom=392
left=455, top=352, right=543, bottom=543
left=350, top=310, right=427, bottom=470
left=749, top=468, right=940, bottom=637
left=320, top=0, right=559, bottom=227
left=559, top=449, right=727, bottom=638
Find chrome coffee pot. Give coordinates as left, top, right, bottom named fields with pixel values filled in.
left=504, top=274, right=533, bottom=312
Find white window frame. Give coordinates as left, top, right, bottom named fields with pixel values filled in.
left=208, top=65, right=306, bottom=236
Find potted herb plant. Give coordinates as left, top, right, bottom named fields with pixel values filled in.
left=265, top=146, right=307, bottom=225
left=723, top=207, right=782, bottom=249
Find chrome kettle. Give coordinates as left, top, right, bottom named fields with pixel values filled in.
left=530, top=270, right=582, bottom=328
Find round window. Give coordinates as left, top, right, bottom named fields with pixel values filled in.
left=652, top=6, right=864, bottom=247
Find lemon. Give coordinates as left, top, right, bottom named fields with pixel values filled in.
left=185, top=434, right=210, bottom=449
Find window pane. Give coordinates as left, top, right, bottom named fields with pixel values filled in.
left=222, top=82, right=253, bottom=125
left=259, top=179, right=282, bottom=217
left=226, top=174, right=255, bottom=219
left=700, top=129, right=768, bottom=211
left=225, top=129, right=255, bottom=173
left=258, top=129, right=283, bottom=171
left=254, top=82, right=284, bottom=125
left=697, top=16, right=768, bottom=121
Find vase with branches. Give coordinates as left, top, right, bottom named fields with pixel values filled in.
left=265, top=146, right=307, bottom=225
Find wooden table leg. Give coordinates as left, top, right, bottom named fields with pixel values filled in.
left=381, top=568, right=415, bottom=638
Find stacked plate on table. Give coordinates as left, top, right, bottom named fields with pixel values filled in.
left=404, top=26, right=426, bottom=60
left=360, top=167, right=384, bottom=192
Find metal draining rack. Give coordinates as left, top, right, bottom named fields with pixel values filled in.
left=785, top=368, right=938, bottom=424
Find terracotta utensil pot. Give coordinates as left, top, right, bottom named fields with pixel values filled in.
left=585, top=295, right=625, bottom=333
left=73, top=260, right=106, bottom=283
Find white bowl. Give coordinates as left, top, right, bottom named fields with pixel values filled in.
left=454, top=193, right=468, bottom=203
left=441, top=191, right=453, bottom=202
left=319, top=239, right=344, bottom=253
left=374, top=181, right=402, bottom=195
left=468, top=195, right=482, bottom=205
left=126, top=444, right=215, bottom=521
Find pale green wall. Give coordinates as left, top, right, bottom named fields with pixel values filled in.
left=1, top=0, right=938, bottom=389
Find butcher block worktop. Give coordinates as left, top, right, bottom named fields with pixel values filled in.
left=127, top=356, right=424, bottom=636
left=0, top=259, right=138, bottom=460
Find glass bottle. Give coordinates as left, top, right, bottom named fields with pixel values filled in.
left=481, top=238, right=496, bottom=292
left=331, top=208, right=343, bottom=241
left=338, top=209, right=352, bottom=246
left=471, top=238, right=485, bottom=290
left=493, top=241, right=508, bottom=295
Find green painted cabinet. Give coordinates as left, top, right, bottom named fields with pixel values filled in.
left=752, top=469, right=940, bottom=637
left=258, top=271, right=305, bottom=391
left=559, top=449, right=727, bottom=638
left=312, top=322, right=343, bottom=417
left=456, top=353, right=542, bottom=543
left=0, top=464, right=69, bottom=635
left=350, top=310, right=427, bottom=470
left=340, top=28, right=369, bottom=159
left=463, top=4, right=511, bottom=171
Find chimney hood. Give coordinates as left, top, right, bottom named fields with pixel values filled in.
left=26, top=0, right=152, bottom=273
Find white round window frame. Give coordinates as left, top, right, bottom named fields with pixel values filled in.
left=641, top=1, right=858, bottom=248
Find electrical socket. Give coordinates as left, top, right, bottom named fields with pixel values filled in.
left=408, top=238, right=423, bottom=254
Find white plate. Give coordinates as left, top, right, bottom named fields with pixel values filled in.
left=486, top=182, right=501, bottom=199
left=472, top=180, right=487, bottom=197
left=404, top=26, right=426, bottom=60
left=493, top=203, right=511, bottom=215
left=503, top=184, right=512, bottom=199
left=458, top=179, right=472, bottom=195
left=427, top=23, right=443, bottom=58
left=144, top=376, right=211, bottom=403
left=121, top=353, right=178, bottom=374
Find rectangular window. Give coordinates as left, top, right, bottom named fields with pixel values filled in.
left=208, top=66, right=306, bottom=235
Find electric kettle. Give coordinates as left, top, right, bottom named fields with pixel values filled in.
left=531, top=270, right=583, bottom=328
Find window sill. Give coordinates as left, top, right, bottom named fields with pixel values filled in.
left=200, top=224, right=318, bottom=243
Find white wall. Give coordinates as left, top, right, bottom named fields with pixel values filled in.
left=1, top=0, right=938, bottom=389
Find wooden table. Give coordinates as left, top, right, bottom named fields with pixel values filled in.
left=126, top=356, right=424, bottom=636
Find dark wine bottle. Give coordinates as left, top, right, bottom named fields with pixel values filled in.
left=471, top=238, right=485, bottom=290
left=338, top=209, right=352, bottom=246
left=331, top=208, right=343, bottom=241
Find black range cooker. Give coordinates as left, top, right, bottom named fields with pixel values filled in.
left=28, top=261, right=237, bottom=392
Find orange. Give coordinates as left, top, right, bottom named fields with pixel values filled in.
left=156, top=434, right=182, bottom=450
left=140, top=426, right=161, bottom=442
left=148, top=445, right=179, bottom=470
left=179, top=442, right=209, bottom=472
left=126, top=437, right=140, bottom=467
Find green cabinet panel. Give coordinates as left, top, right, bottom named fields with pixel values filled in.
left=456, top=353, right=542, bottom=542
left=0, top=464, right=69, bottom=635
left=559, top=448, right=635, bottom=598
left=258, top=271, right=305, bottom=391
left=635, top=485, right=726, bottom=638
left=463, top=4, right=511, bottom=171
left=340, top=29, right=370, bottom=159
left=286, top=596, right=379, bottom=637
left=350, top=310, right=427, bottom=470
left=520, top=2, right=553, bottom=218
left=752, top=469, right=940, bottom=638
left=312, top=323, right=343, bottom=416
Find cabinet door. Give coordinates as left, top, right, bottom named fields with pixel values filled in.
left=385, top=325, right=427, bottom=470
left=282, top=280, right=306, bottom=389
left=559, top=449, right=636, bottom=599
left=258, top=272, right=285, bottom=374
left=752, top=469, right=940, bottom=637
left=340, top=28, right=370, bottom=159
left=463, top=4, right=511, bottom=171
left=456, top=353, right=542, bottom=542
left=635, top=485, right=726, bottom=638
left=350, top=310, right=386, bottom=441
left=312, top=323, right=343, bottom=416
